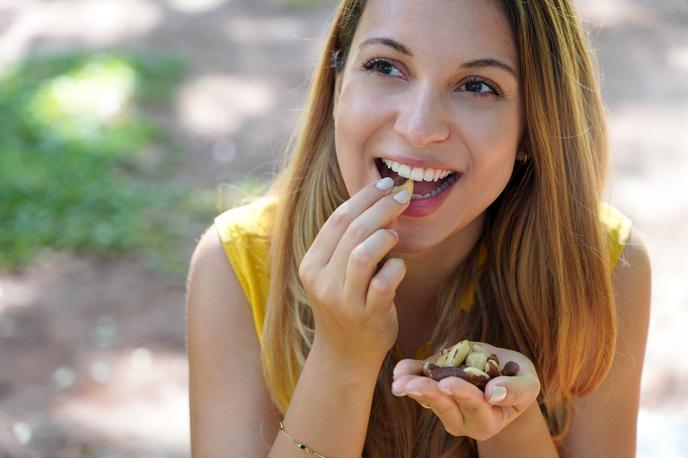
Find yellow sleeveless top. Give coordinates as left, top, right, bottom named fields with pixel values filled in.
left=215, top=197, right=632, bottom=360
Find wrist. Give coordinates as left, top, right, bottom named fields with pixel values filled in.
left=477, top=402, right=557, bottom=456
left=481, top=401, right=542, bottom=441
left=309, top=340, right=385, bottom=384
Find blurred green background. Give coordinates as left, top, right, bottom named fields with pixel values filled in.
left=0, top=52, right=208, bottom=278
left=0, top=0, right=686, bottom=456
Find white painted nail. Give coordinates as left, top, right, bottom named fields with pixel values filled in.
left=393, top=189, right=411, bottom=204
left=488, top=386, right=507, bottom=403
left=376, top=177, right=394, bottom=190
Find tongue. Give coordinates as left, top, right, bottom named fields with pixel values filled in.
left=413, top=178, right=442, bottom=196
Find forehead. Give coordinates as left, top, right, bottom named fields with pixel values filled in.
left=352, top=0, right=516, bottom=68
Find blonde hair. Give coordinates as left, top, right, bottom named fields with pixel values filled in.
left=259, top=0, right=614, bottom=456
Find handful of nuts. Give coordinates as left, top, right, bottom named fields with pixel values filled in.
left=422, top=340, right=520, bottom=391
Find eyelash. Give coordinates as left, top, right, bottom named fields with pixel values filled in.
left=360, top=57, right=503, bottom=97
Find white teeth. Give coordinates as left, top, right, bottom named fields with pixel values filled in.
left=410, top=167, right=424, bottom=181
left=382, top=158, right=454, bottom=182
left=398, top=163, right=412, bottom=178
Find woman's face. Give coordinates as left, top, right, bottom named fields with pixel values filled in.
left=333, top=0, right=523, bottom=253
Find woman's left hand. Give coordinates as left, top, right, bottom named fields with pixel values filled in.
left=391, top=342, right=541, bottom=441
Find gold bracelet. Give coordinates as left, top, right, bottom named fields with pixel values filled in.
left=278, top=422, right=329, bottom=458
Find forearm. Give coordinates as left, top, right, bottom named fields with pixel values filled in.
left=477, top=402, right=558, bottom=458
left=268, top=343, right=381, bottom=458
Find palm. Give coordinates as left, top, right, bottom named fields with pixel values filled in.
left=390, top=342, right=540, bottom=440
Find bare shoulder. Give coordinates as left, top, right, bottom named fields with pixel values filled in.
left=560, top=228, right=652, bottom=458
left=609, top=228, right=652, bottom=363
left=609, top=228, right=652, bottom=386
left=612, top=228, right=652, bottom=306
left=186, top=224, right=280, bottom=457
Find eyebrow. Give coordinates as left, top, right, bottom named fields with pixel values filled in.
left=358, top=36, right=518, bottom=79
left=359, top=36, right=412, bottom=56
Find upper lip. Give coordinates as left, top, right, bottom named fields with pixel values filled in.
left=376, top=154, right=458, bottom=172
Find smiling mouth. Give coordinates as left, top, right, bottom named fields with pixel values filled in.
left=374, top=158, right=460, bottom=200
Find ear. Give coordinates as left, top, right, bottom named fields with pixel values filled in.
left=516, top=132, right=530, bottom=161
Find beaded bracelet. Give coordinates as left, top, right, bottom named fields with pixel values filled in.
left=278, top=422, right=329, bottom=458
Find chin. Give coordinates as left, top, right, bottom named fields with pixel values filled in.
left=390, top=228, right=443, bottom=254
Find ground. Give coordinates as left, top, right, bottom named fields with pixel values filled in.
left=0, top=0, right=687, bottom=456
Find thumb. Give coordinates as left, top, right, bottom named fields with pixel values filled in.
left=484, top=374, right=540, bottom=407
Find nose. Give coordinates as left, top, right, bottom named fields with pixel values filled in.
left=393, top=83, right=450, bottom=148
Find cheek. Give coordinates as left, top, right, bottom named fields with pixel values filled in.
left=334, top=83, right=390, bottom=194
left=456, top=105, right=521, bottom=194
left=337, top=82, right=390, bottom=132
left=457, top=104, right=521, bottom=153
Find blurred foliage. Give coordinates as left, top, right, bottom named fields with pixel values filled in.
left=216, top=176, right=272, bottom=211
left=0, top=51, right=216, bottom=279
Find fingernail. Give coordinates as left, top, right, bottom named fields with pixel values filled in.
left=387, top=228, right=398, bottom=238
left=376, top=177, right=394, bottom=191
left=439, top=386, right=453, bottom=396
left=488, top=386, right=507, bottom=403
left=409, top=391, right=424, bottom=398
left=393, top=189, right=411, bottom=204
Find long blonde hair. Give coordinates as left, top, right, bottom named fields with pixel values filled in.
left=260, top=0, right=614, bottom=456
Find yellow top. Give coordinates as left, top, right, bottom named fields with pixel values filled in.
left=215, top=197, right=632, bottom=360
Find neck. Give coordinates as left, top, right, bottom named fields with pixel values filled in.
left=392, top=213, right=485, bottom=320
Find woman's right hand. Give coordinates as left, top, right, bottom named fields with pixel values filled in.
left=298, top=177, right=412, bottom=369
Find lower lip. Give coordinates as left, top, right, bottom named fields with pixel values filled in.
left=402, top=176, right=460, bottom=217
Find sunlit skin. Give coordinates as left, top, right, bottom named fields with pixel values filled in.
left=185, top=0, right=652, bottom=454
left=333, top=0, right=524, bottom=318
left=331, top=0, right=540, bottom=441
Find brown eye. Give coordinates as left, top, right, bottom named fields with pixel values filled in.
left=459, top=78, right=501, bottom=97
left=466, top=81, right=488, bottom=93
left=361, top=58, right=403, bottom=78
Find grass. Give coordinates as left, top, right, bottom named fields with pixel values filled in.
left=0, top=51, right=217, bottom=279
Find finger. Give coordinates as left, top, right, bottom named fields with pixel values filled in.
left=484, top=373, right=540, bottom=408
left=409, top=376, right=500, bottom=431
left=364, top=257, right=406, bottom=314
left=392, top=354, right=440, bottom=380
left=329, top=187, right=411, bottom=274
left=405, top=386, right=466, bottom=436
left=392, top=359, right=424, bottom=380
left=436, top=377, right=489, bottom=411
left=303, top=177, right=395, bottom=269
left=343, top=228, right=400, bottom=308
left=394, top=375, right=486, bottom=419
left=391, top=373, right=425, bottom=396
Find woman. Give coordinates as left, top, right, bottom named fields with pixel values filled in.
left=187, top=0, right=651, bottom=456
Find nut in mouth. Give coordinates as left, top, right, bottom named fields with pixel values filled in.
left=376, top=158, right=460, bottom=200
